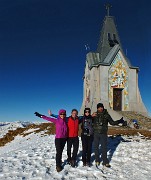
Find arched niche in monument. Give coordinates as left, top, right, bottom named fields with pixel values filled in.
left=108, top=52, right=129, bottom=111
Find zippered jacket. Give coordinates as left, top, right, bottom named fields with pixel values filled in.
left=42, top=109, right=68, bottom=139
left=93, top=109, right=120, bottom=134
left=67, top=116, right=79, bottom=137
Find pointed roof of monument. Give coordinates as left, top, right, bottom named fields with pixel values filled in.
left=87, top=4, right=137, bottom=69
left=97, top=15, right=124, bottom=61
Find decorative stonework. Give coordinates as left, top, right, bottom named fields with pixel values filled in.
left=85, top=77, right=90, bottom=107
left=108, top=52, right=129, bottom=110
left=84, top=64, right=91, bottom=107
left=80, top=12, right=148, bottom=115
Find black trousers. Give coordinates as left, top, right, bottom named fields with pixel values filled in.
left=55, top=138, right=67, bottom=167
left=67, top=137, right=79, bottom=161
left=81, top=134, right=93, bottom=163
left=93, top=133, right=109, bottom=165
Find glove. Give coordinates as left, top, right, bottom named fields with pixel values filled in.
left=122, top=121, right=127, bottom=126
left=118, top=117, right=124, bottom=124
left=34, top=112, right=43, bottom=118
left=118, top=117, right=127, bottom=126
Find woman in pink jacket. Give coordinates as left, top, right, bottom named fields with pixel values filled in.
left=34, top=109, right=67, bottom=172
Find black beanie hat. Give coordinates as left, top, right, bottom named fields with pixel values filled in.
left=84, top=107, right=91, bottom=114
left=97, top=103, right=104, bottom=109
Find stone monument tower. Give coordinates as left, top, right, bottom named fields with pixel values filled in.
left=80, top=4, right=148, bottom=116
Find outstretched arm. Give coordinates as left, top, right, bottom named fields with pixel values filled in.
left=42, top=115, right=57, bottom=123
left=34, top=112, right=56, bottom=123
left=48, top=109, right=58, bottom=118
left=34, top=112, right=43, bottom=118
left=107, top=115, right=127, bottom=126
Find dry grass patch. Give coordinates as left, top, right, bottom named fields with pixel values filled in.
left=0, top=123, right=55, bottom=147
left=108, top=126, right=151, bottom=139
left=119, top=111, right=151, bottom=129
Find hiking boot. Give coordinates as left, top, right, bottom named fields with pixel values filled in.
left=56, top=166, right=63, bottom=172
left=95, top=162, right=100, bottom=166
left=83, top=162, right=86, bottom=166
left=67, top=161, right=71, bottom=165
left=103, top=163, right=111, bottom=168
left=86, top=162, right=91, bottom=167
left=67, top=158, right=71, bottom=165
left=71, top=160, right=76, bottom=167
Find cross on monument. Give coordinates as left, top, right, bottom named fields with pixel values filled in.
left=105, top=3, right=112, bottom=16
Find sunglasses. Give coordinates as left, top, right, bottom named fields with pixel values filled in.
left=60, top=113, right=66, bottom=115
left=85, top=111, right=90, bottom=113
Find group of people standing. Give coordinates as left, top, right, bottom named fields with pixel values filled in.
left=34, top=103, right=126, bottom=172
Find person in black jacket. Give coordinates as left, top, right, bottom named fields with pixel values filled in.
left=92, top=103, right=127, bottom=168
left=81, top=108, right=93, bottom=167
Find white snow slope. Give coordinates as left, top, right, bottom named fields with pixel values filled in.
left=0, top=129, right=151, bottom=180
left=0, top=122, right=33, bottom=138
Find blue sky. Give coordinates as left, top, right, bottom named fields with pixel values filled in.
left=0, top=0, right=151, bottom=122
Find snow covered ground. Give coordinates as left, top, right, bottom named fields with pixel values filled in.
left=0, top=122, right=30, bottom=138
left=0, top=129, right=151, bottom=180
left=0, top=122, right=40, bottom=138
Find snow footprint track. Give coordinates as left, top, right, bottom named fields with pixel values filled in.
left=62, top=165, right=102, bottom=180
left=102, top=166, right=120, bottom=179
left=94, top=165, right=120, bottom=179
